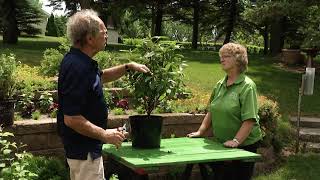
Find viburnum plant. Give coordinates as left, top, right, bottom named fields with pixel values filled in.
left=128, top=38, right=187, bottom=115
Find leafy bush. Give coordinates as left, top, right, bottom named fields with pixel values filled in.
left=111, top=108, right=126, bottom=115
left=23, top=156, right=69, bottom=180
left=128, top=39, right=187, bottom=115
left=0, top=129, right=38, bottom=180
left=31, top=110, right=41, bottom=120
left=16, top=92, right=36, bottom=118
left=0, top=54, right=18, bottom=100
left=40, top=48, right=64, bottom=77
left=258, top=96, right=295, bottom=153
left=0, top=128, right=69, bottom=180
left=94, top=51, right=121, bottom=70
left=123, top=38, right=143, bottom=46
left=16, top=65, right=56, bottom=94
left=38, top=91, right=54, bottom=113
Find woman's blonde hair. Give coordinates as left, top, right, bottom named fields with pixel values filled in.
left=219, top=43, right=248, bottom=73
left=66, top=9, right=101, bottom=47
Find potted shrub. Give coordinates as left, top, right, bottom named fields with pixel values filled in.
left=0, top=54, right=18, bottom=126
left=128, top=38, right=186, bottom=148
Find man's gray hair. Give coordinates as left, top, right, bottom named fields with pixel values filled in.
left=66, top=9, right=101, bottom=47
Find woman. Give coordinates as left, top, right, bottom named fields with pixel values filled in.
left=187, top=43, right=262, bottom=180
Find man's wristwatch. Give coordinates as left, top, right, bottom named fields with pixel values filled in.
left=232, top=138, right=240, bottom=145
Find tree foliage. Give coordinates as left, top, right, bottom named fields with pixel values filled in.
left=45, top=14, right=58, bottom=37
left=0, top=0, right=45, bottom=44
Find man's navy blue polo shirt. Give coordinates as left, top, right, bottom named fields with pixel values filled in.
left=57, top=47, right=108, bottom=160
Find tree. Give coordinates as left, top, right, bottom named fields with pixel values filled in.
left=45, top=14, right=58, bottom=37
left=55, top=15, right=67, bottom=37
left=0, top=0, right=45, bottom=44
left=244, top=0, right=308, bottom=55
left=0, top=0, right=19, bottom=44
left=16, top=0, right=45, bottom=36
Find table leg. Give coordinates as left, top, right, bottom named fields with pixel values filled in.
left=181, top=164, right=194, bottom=180
left=105, top=156, right=149, bottom=180
left=198, top=163, right=210, bottom=180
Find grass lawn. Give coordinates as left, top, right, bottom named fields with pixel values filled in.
left=0, top=36, right=62, bottom=66
left=1, top=36, right=320, bottom=179
left=1, top=36, right=319, bottom=116
left=254, top=153, right=320, bottom=180
left=180, top=50, right=320, bottom=116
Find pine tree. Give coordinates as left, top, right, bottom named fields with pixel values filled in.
left=45, top=13, right=58, bottom=37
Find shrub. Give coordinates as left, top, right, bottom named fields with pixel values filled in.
left=15, top=65, right=56, bottom=94
left=31, top=110, right=41, bottom=120
left=123, top=38, right=143, bottom=46
left=0, top=54, right=18, bottom=100
left=16, top=92, right=36, bottom=118
left=23, top=156, right=69, bottom=180
left=0, top=128, right=69, bottom=180
left=0, top=129, right=37, bottom=180
left=40, top=48, right=64, bottom=77
left=111, top=108, right=126, bottom=115
left=94, top=51, right=119, bottom=70
left=258, top=96, right=295, bottom=153
left=38, top=91, right=54, bottom=113
left=128, top=39, right=187, bottom=115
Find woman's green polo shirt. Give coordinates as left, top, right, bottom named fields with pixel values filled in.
left=209, top=73, right=262, bottom=146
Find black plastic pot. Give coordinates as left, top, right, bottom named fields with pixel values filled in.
left=0, top=99, right=15, bottom=126
left=129, top=115, right=163, bottom=149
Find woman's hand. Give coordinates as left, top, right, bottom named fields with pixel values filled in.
left=223, top=140, right=239, bottom=148
left=187, top=131, right=202, bottom=138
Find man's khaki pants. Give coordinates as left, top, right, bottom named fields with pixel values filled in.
left=67, top=153, right=105, bottom=180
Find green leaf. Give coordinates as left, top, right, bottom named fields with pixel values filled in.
left=0, top=163, right=5, bottom=168
left=3, top=149, right=12, bottom=155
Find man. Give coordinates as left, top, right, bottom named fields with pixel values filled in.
left=57, top=9, right=150, bottom=180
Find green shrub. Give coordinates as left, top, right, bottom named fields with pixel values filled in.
left=16, top=65, right=56, bottom=93
left=31, top=110, right=41, bottom=120
left=111, top=108, right=126, bottom=115
left=16, top=92, right=36, bottom=118
left=0, top=129, right=69, bottom=180
left=123, top=38, right=143, bottom=46
left=128, top=39, right=187, bottom=115
left=0, top=53, right=18, bottom=100
left=40, top=48, right=64, bottom=77
left=258, top=96, right=295, bottom=153
left=94, top=51, right=119, bottom=69
left=0, top=129, right=38, bottom=180
left=38, top=91, right=54, bottom=113
left=23, top=156, right=69, bottom=180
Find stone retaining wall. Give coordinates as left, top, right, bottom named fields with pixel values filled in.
left=3, top=113, right=272, bottom=179
left=3, top=113, right=205, bottom=158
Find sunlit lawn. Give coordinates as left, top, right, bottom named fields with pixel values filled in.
left=254, top=153, right=320, bottom=180
left=1, top=36, right=320, bottom=179
left=1, top=36, right=319, bottom=116
left=180, top=50, right=320, bottom=117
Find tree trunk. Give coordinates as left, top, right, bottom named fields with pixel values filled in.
left=154, top=6, right=163, bottom=36
left=192, top=0, right=199, bottom=49
left=79, top=0, right=93, bottom=9
left=223, top=0, right=237, bottom=44
left=153, top=1, right=163, bottom=36
left=2, top=0, right=18, bottom=44
left=270, top=18, right=285, bottom=56
left=151, top=6, right=156, bottom=36
left=263, top=25, right=269, bottom=55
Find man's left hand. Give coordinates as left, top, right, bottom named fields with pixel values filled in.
left=128, top=62, right=152, bottom=74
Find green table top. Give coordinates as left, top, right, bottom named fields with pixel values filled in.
left=102, top=137, right=261, bottom=169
